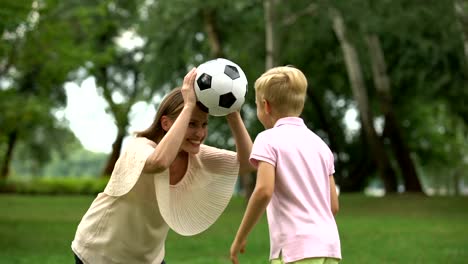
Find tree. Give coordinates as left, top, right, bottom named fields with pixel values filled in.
left=365, top=34, right=422, bottom=193
left=330, top=7, right=398, bottom=193
left=454, top=0, right=468, bottom=68
left=0, top=0, right=89, bottom=178
left=2, top=0, right=456, bottom=193
left=264, top=0, right=279, bottom=69
left=68, top=0, right=154, bottom=176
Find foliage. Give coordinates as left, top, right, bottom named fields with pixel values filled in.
left=0, top=90, right=78, bottom=173
left=0, top=0, right=96, bottom=174
left=140, top=0, right=265, bottom=150
left=0, top=177, right=108, bottom=195
left=41, top=148, right=107, bottom=177
left=0, top=0, right=466, bottom=192
left=11, top=143, right=107, bottom=177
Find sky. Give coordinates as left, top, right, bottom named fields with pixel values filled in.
left=63, top=78, right=155, bottom=153
left=60, top=31, right=156, bottom=154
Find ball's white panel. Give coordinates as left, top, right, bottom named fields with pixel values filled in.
left=231, top=79, right=247, bottom=99
left=209, top=105, right=230, bottom=117
left=211, top=75, right=233, bottom=95
left=198, top=88, right=220, bottom=108
left=217, top=58, right=237, bottom=68
left=197, top=59, right=224, bottom=78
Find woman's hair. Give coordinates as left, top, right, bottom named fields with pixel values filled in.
left=254, top=66, right=307, bottom=116
left=135, top=87, right=185, bottom=142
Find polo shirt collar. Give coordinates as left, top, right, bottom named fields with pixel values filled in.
left=274, top=117, right=305, bottom=128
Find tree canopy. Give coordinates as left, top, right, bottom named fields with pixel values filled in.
left=1, top=0, right=467, bottom=195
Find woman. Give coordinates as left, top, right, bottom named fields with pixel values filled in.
left=72, top=68, right=254, bottom=264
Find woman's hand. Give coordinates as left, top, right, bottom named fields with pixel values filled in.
left=181, top=67, right=198, bottom=109
left=225, top=111, right=255, bottom=175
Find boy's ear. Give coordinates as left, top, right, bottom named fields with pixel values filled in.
left=263, top=99, right=272, bottom=114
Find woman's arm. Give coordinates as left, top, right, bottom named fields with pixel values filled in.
left=143, top=68, right=197, bottom=173
left=226, top=111, right=255, bottom=175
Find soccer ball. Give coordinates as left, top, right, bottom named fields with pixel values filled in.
left=194, top=58, right=248, bottom=116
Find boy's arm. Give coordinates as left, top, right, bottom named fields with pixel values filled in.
left=230, top=161, right=275, bottom=264
left=329, top=174, right=339, bottom=216
left=226, top=111, right=255, bottom=175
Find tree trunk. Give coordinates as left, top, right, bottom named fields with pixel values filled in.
left=234, top=0, right=280, bottom=202
left=330, top=8, right=398, bottom=193
left=203, top=9, right=224, bottom=59
left=306, top=90, right=345, bottom=183
left=454, top=0, right=468, bottom=67
left=101, top=130, right=126, bottom=177
left=453, top=166, right=461, bottom=196
left=238, top=0, right=281, bottom=201
left=202, top=7, right=257, bottom=200
left=238, top=171, right=255, bottom=200
left=366, top=34, right=423, bottom=193
left=264, top=0, right=279, bottom=69
left=96, top=64, right=136, bottom=177
left=1, top=130, right=18, bottom=179
left=345, top=144, right=375, bottom=192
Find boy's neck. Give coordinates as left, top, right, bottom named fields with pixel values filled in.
left=268, top=113, right=300, bottom=128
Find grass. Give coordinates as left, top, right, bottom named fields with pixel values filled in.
left=0, top=194, right=467, bottom=264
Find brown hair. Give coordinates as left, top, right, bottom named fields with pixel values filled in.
left=135, top=87, right=185, bottom=142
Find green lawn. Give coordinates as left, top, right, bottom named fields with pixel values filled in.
left=0, top=194, right=467, bottom=264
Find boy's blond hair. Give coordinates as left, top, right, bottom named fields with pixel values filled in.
left=254, top=66, right=308, bottom=116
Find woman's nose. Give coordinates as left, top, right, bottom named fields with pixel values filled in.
left=195, top=127, right=205, bottom=138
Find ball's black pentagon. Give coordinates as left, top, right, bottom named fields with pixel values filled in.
left=197, top=73, right=212, bottom=90
left=224, top=65, right=240, bottom=80
left=219, top=92, right=237, bottom=108
left=196, top=101, right=209, bottom=113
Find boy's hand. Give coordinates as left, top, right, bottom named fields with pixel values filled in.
left=230, top=238, right=247, bottom=264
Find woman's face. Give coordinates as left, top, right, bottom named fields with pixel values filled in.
left=164, top=107, right=208, bottom=154
left=182, top=107, right=208, bottom=154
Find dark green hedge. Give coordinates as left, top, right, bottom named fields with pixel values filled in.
left=0, top=177, right=109, bottom=195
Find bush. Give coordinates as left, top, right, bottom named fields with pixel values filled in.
left=0, top=177, right=109, bottom=195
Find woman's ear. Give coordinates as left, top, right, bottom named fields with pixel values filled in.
left=161, top=116, right=172, bottom=132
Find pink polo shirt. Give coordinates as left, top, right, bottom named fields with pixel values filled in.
left=250, top=117, right=341, bottom=262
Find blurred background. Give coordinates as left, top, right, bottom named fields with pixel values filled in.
left=1, top=0, right=467, bottom=196
left=1, top=1, right=468, bottom=263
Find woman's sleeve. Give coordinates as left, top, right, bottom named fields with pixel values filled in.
left=153, top=144, right=239, bottom=236
left=199, top=144, right=240, bottom=176
left=103, top=137, right=155, bottom=196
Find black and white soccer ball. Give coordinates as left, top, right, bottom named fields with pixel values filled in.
left=194, top=58, right=248, bottom=116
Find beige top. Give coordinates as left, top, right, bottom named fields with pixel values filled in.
left=72, top=137, right=239, bottom=264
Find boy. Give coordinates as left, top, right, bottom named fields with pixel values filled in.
left=230, top=66, right=341, bottom=264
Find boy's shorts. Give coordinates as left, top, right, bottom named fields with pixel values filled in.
left=271, top=256, right=340, bottom=264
